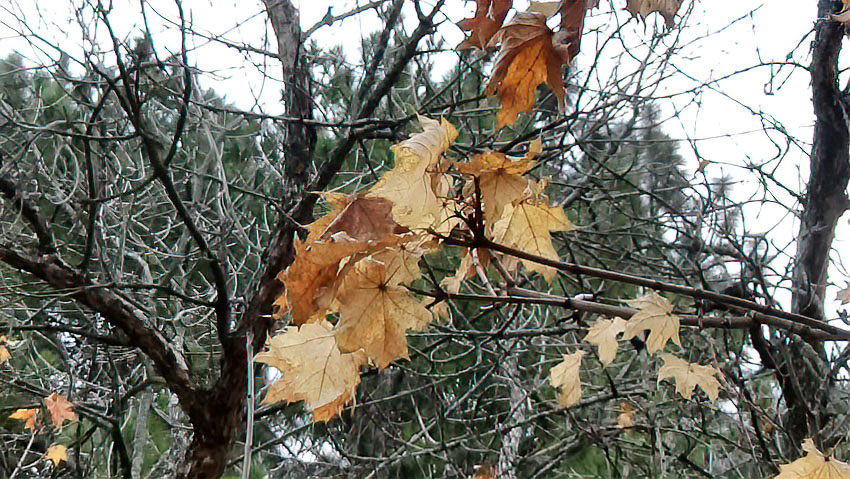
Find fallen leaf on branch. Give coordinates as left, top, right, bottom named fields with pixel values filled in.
left=44, top=393, right=77, bottom=430
left=44, top=444, right=67, bottom=467
left=776, top=438, right=850, bottom=479
left=255, top=320, right=367, bottom=421
left=584, top=317, right=626, bottom=367
left=549, top=351, right=584, bottom=407
left=625, top=0, right=683, bottom=28
left=487, top=12, right=571, bottom=127
left=622, top=292, right=681, bottom=353
left=459, top=0, right=513, bottom=50
left=657, top=353, right=721, bottom=401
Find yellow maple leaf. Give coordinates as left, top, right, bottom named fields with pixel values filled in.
left=776, top=439, right=850, bottom=479
left=625, top=0, right=683, bottom=28
left=44, top=444, right=67, bottom=467
left=459, top=0, right=513, bottom=50
left=549, top=351, right=584, bottom=407
left=369, top=116, right=458, bottom=231
left=0, top=345, right=9, bottom=364
left=487, top=12, right=571, bottom=127
left=657, top=353, right=721, bottom=401
left=9, top=408, right=38, bottom=431
left=456, top=139, right=540, bottom=228
left=334, top=249, right=433, bottom=368
left=491, top=181, right=574, bottom=282
left=622, top=292, right=681, bottom=353
left=583, top=317, right=626, bottom=367
left=44, top=392, right=77, bottom=430
left=255, top=320, right=367, bottom=421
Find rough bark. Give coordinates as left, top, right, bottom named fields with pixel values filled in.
left=780, top=0, right=850, bottom=445
left=175, top=1, right=316, bottom=477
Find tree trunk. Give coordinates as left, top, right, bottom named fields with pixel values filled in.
left=784, top=0, right=850, bottom=445
left=176, top=1, right=316, bottom=477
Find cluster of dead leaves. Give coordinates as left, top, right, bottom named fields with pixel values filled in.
left=262, top=115, right=580, bottom=420
left=458, top=0, right=686, bottom=127
left=549, top=292, right=722, bottom=410
left=8, top=392, right=76, bottom=467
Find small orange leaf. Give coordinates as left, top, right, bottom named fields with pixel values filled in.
left=9, top=408, right=38, bottom=431
left=0, top=345, right=9, bottom=364
left=43, top=392, right=77, bottom=430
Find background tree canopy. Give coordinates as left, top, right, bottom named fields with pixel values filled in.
left=0, top=1, right=849, bottom=478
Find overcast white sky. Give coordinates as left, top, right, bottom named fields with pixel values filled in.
left=1, top=0, right=847, bottom=319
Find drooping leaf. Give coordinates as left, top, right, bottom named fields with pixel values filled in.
left=44, top=444, right=67, bottom=467
left=334, top=248, right=434, bottom=368
left=555, top=0, right=598, bottom=60
left=622, top=292, right=681, bottom=353
left=776, top=438, right=850, bottom=479
left=43, top=393, right=77, bottom=430
left=459, top=0, right=513, bottom=50
left=549, top=351, right=584, bottom=407
left=625, top=0, right=683, bottom=28
left=583, top=317, right=626, bottom=367
left=456, top=138, right=540, bottom=227
left=486, top=12, right=571, bottom=127
left=9, top=408, right=38, bottom=431
left=657, top=353, right=721, bottom=401
left=255, top=320, right=367, bottom=421
left=491, top=181, right=574, bottom=281
left=369, top=116, right=459, bottom=231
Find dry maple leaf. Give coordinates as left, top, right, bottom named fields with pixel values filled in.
left=369, top=116, right=459, bottom=231
left=622, top=292, right=681, bottom=353
left=625, top=0, right=683, bottom=28
left=457, top=138, right=540, bottom=227
left=459, top=0, right=513, bottom=50
left=837, top=283, right=850, bottom=305
left=776, top=438, right=850, bottom=479
left=255, top=320, right=367, bottom=421
left=334, top=249, right=433, bottom=368
left=278, top=193, right=407, bottom=324
left=44, top=392, right=77, bottom=430
left=487, top=12, right=570, bottom=127
left=657, top=353, right=721, bottom=401
left=473, top=463, right=497, bottom=479
left=491, top=181, right=574, bottom=282
left=44, top=444, right=68, bottom=467
left=0, top=345, right=9, bottom=364
left=549, top=351, right=584, bottom=407
left=9, top=408, right=38, bottom=431
left=584, top=317, right=626, bottom=367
